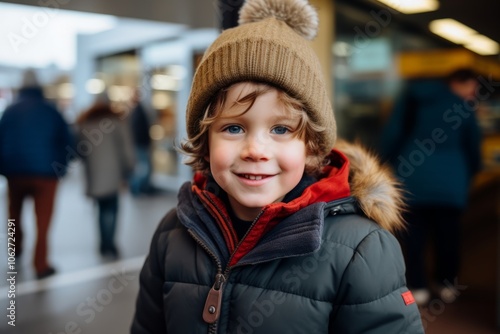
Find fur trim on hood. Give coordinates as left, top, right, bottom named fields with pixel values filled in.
left=335, top=140, right=406, bottom=233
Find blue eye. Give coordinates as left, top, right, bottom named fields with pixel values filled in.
left=271, top=126, right=289, bottom=135
left=224, top=125, right=243, bottom=134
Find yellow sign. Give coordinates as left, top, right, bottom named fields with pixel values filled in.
left=398, top=48, right=500, bottom=79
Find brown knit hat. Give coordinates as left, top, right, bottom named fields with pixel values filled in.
left=186, top=0, right=336, bottom=155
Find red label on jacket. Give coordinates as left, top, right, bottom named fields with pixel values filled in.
left=401, top=291, right=415, bottom=306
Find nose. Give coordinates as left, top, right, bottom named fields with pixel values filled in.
left=240, top=133, right=270, bottom=161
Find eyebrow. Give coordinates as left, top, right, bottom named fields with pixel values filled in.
left=217, top=108, right=298, bottom=121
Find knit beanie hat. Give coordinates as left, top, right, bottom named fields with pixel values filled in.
left=186, top=0, right=336, bottom=155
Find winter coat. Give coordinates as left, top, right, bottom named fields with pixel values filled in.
left=380, top=80, right=482, bottom=208
left=78, top=111, right=135, bottom=198
left=131, top=142, right=424, bottom=334
left=0, top=87, right=75, bottom=178
left=130, top=103, right=151, bottom=148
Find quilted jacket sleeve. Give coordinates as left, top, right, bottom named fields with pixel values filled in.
left=330, top=228, right=424, bottom=334
left=131, top=210, right=176, bottom=333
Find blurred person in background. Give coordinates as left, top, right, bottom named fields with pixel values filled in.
left=128, top=89, right=155, bottom=196
left=380, top=68, right=483, bottom=305
left=76, top=93, right=135, bottom=259
left=0, top=69, right=75, bottom=279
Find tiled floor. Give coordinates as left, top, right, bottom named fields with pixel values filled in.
left=0, top=163, right=498, bottom=333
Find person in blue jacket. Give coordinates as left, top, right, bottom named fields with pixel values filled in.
left=131, top=0, right=424, bottom=333
left=0, top=69, right=75, bottom=279
left=380, top=69, right=483, bottom=305
left=128, top=89, right=154, bottom=196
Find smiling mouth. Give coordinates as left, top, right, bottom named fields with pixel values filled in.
left=239, top=174, right=271, bottom=180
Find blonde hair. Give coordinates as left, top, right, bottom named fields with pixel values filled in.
left=180, top=82, right=328, bottom=175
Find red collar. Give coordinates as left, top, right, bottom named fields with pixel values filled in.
left=193, top=149, right=351, bottom=267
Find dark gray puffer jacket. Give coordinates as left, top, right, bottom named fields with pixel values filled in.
left=131, top=142, right=424, bottom=334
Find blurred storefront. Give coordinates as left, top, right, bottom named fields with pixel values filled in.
left=0, top=2, right=219, bottom=192
left=2, top=0, right=500, bottom=186
left=75, top=22, right=218, bottom=191
left=139, top=32, right=217, bottom=189
left=333, top=3, right=500, bottom=329
left=333, top=0, right=500, bottom=175
left=333, top=1, right=450, bottom=146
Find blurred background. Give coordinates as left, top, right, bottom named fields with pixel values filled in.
left=0, top=0, right=498, bottom=333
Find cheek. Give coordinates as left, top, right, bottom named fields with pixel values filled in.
left=281, top=142, right=307, bottom=172
left=208, top=143, right=231, bottom=172
left=206, top=132, right=221, bottom=164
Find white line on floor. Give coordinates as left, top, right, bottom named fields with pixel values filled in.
left=0, top=255, right=145, bottom=299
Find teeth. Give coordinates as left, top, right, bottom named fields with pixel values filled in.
left=243, top=174, right=264, bottom=180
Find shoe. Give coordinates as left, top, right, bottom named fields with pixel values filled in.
left=36, top=267, right=56, bottom=279
left=411, top=288, right=430, bottom=306
left=99, top=244, right=120, bottom=260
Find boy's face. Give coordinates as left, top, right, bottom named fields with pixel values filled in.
left=207, top=82, right=307, bottom=221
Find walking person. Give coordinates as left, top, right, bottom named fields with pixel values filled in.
left=380, top=69, right=483, bottom=305
left=77, top=93, right=135, bottom=259
left=0, top=69, right=75, bottom=279
left=128, top=89, right=154, bottom=196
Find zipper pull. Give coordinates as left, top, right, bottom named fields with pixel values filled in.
left=203, top=273, right=226, bottom=324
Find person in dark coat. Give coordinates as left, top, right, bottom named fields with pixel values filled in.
left=77, top=94, right=135, bottom=258
left=0, top=69, right=75, bottom=279
left=131, top=1, right=424, bottom=333
left=380, top=69, right=482, bottom=305
left=128, top=90, right=154, bottom=196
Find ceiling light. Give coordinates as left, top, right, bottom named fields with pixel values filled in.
left=429, top=19, right=478, bottom=44
left=375, top=0, right=439, bottom=14
left=464, top=35, right=500, bottom=56
left=429, top=19, right=499, bottom=56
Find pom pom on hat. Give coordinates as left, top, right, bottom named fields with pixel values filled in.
left=186, top=0, right=336, bottom=157
left=238, top=0, right=319, bottom=40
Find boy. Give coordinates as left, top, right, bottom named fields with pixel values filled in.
left=132, top=0, right=424, bottom=333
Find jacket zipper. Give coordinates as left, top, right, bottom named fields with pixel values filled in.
left=188, top=209, right=265, bottom=334
left=224, top=210, right=264, bottom=270
left=188, top=230, right=225, bottom=334
left=190, top=197, right=354, bottom=332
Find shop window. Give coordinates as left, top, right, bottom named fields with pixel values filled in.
left=148, top=65, right=185, bottom=177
